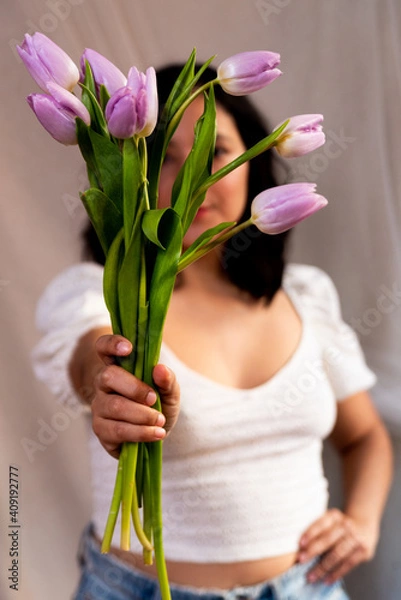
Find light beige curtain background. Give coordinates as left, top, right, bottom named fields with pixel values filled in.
left=1, top=1, right=400, bottom=599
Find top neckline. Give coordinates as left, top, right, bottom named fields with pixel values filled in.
left=160, top=280, right=310, bottom=394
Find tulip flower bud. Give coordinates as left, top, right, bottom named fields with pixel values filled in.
left=80, top=49, right=127, bottom=96
left=17, top=32, right=79, bottom=92
left=217, top=51, right=282, bottom=96
left=105, top=67, right=158, bottom=139
left=274, top=115, right=325, bottom=158
left=27, top=82, right=90, bottom=145
left=251, top=183, right=328, bottom=234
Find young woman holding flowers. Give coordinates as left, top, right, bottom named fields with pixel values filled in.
left=30, top=52, right=392, bottom=599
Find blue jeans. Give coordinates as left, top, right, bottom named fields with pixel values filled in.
left=73, top=524, right=350, bottom=600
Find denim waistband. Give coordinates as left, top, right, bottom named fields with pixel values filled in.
left=75, top=523, right=345, bottom=600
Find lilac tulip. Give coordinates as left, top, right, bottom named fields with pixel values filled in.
left=105, top=66, right=158, bottom=138
left=80, top=49, right=127, bottom=96
left=251, top=183, right=328, bottom=234
left=274, top=115, right=325, bottom=158
left=217, top=51, right=282, bottom=96
left=27, top=82, right=90, bottom=145
left=17, top=32, right=79, bottom=92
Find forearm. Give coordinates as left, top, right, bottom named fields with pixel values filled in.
left=68, top=325, right=112, bottom=404
left=339, top=424, right=393, bottom=537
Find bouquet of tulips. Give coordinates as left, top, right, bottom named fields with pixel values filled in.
left=19, top=32, right=327, bottom=598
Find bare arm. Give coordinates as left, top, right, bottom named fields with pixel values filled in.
left=298, top=390, right=393, bottom=583
left=330, top=391, right=393, bottom=541
left=68, top=327, right=181, bottom=459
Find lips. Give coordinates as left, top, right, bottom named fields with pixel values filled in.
left=194, top=206, right=211, bottom=219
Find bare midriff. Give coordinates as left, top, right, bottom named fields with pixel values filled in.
left=94, top=534, right=298, bottom=588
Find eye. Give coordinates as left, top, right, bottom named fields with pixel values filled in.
left=214, top=145, right=229, bottom=158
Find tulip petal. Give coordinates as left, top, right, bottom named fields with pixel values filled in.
left=47, top=82, right=90, bottom=125
left=251, top=183, right=328, bottom=234
left=141, top=67, right=158, bottom=137
left=106, top=90, right=138, bottom=138
left=274, top=114, right=325, bottom=158
left=27, top=93, right=78, bottom=145
left=18, top=33, right=79, bottom=92
left=127, top=66, right=145, bottom=96
left=81, top=49, right=127, bottom=96
left=218, top=51, right=282, bottom=95
left=276, top=132, right=326, bottom=158
left=105, top=66, right=158, bottom=139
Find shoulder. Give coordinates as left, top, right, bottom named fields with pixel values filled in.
left=36, top=262, right=105, bottom=332
left=41, top=262, right=104, bottom=294
left=282, top=263, right=341, bottom=320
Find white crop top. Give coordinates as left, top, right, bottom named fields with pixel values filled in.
left=32, top=262, right=376, bottom=562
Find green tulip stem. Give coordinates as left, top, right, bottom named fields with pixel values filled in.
left=178, top=218, right=253, bottom=272
left=142, top=445, right=153, bottom=565
left=149, top=439, right=171, bottom=600
left=101, top=450, right=124, bottom=553
left=192, top=121, right=289, bottom=204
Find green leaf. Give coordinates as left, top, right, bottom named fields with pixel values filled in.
left=88, top=129, right=123, bottom=209
left=117, top=216, right=143, bottom=347
left=80, top=188, right=122, bottom=255
left=103, top=228, right=124, bottom=335
left=80, top=81, right=109, bottom=138
left=142, top=208, right=174, bottom=250
left=181, top=88, right=217, bottom=231
left=99, top=84, right=111, bottom=112
left=122, top=138, right=142, bottom=246
left=82, top=59, right=97, bottom=98
left=147, top=50, right=197, bottom=206
left=144, top=210, right=182, bottom=382
left=170, top=54, right=216, bottom=117
left=171, top=87, right=216, bottom=231
left=163, top=49, right=197, bottom=121
left=76, top=118, right=100, bottom=188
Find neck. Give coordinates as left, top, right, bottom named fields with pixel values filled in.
left=177, top=247, right=232, bottom=291
left=176, top=247, right=255, bottom=303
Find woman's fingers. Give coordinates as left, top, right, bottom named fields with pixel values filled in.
left=93, top=418, right=167, bottom=459
left=298, top=509, right=375, bottom=583
left=90, top=335, right=181, bottom=458
left=95, top=364, right=157, bottom=406
left=95, top=334, right=132, bottom=365
left=95, top=392, right=165, bottom=426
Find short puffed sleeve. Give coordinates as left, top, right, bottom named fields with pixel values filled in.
left=284, top=264, right=377, bottom=401
left=31, top=262, right=110, bottom=408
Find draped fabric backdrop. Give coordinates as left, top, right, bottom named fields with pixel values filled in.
left=1, top=1, right=400, bottom=598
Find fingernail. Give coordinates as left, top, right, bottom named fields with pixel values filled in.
left=146, top=391, right=157, bottom=405
left=154, top=427, right=166, bottom=439
left=156, top=413, right=166, bottom=427
left=298, top=553, right=307, bottom=563
left=117, top=342, right=131, bottom=353
left=307, top=573, right=317, bottom=583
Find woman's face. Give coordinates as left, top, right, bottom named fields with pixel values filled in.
left=158, top=96, right=249, bottom=248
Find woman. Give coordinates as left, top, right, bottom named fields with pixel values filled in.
left=33, top=66, right=393, bottom=599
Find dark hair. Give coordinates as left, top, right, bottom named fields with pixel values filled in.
left=82, top=64, right=291, bottom=302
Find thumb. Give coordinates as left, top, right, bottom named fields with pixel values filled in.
left=152, top=364, right=180, bottom=434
